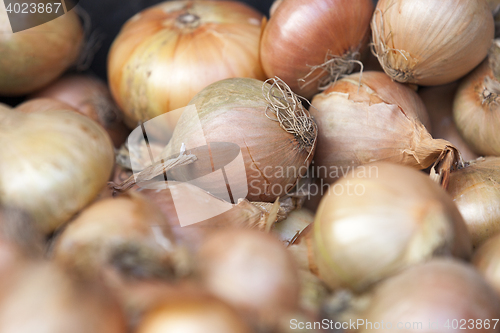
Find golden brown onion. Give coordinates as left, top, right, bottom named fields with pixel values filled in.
left=108, top=0, right=265, bottom=128
left=0, top=108, right=114, bottom=234
left=310, top=71, right=454, bottom=184
left=260, top=0, right=373, bottom=99
left=0, top=7, right=83, bottom=95
left=31, top=74, right=129, bottom=147
left=313, top=163, right=471, bottom=292
left=448, top=157, right=500, bottom=246
left=372, top=0, right=494, bottom=85
left=360, top=259, right=500, bottom=333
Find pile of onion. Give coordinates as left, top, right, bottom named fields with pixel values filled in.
left=0, top=105, right=114, bottom=234
left=312, top=162, right=471, bottom=292
left=447, top=157, right=500, bottom=246
left=419, top=83, right=478, bottom=162
left=359, top=259, right=500, bottom=333
left=260, top=0, right=373, bottom=99
left=0, top=7, right=83, bottom=95
left=112, top=77, right=317, bottom=203
left=371, top=0, right=493, bottom=85
left=31, top=74, right=129, bottom=147
left=453, top=41, right=500, bottom=156
left=108, top=0, right=265, bottom=129
left=310, top=71, right=459, bottom=184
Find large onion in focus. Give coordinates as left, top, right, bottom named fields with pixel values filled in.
left=448, top=157, right=500, bottom=246
left=312, top=163, right=471, bottom=292
left=260, top=0, right=373, bottom=99
left=0, top=7, right=83, bottom=95
left=360, top=259, right=500, bottom=333
left=371, top=0, right=493, bottom=85
left=0, top=108, right=114, bottom=234
left=108, top=0, right=265, bottom=128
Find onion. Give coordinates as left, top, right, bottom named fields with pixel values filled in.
left=487, top=0, right=500, bottom=37
left=453, top=47, right=500, bottom=156
left=136, top=294, right=251, bottom=333
left=473, top=232, right=500, bottom=297
left=31, top=74, right=129, bottom=147
left=260, top=0, right=373, bottom=99
left=16, top=97, right=77, bottom=114
left=197, top=229, right=300, bottom=324
left=0, top=108, right=114, bottom=234
left=310, top=71, right=457, bottom=184
left=312, top=162, right=471, bottom=292
left=108, top=0, right=265, bottom=128
left=447, top=157, right=500, bottom=246
left=419, top=83, right=479, bottom=162
left=53, top=192, right=179, bottom=279
left=0, top=261, right=126, bottom=333
left=112, top=77, right=317, bottom=203
left=273, top=208, right=314, bottom=246
left=359, top=259, right=500, bottom=333
left=0, top=7, right=83, bottom=95
left=371, top=0, right=494, bottom=85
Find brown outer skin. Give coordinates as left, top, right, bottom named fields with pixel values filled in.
left=419, top=82, right=479, bottom=162
left=453, top=60, right=500, bottom=156
left=448, top=157, right=500, bottom=247
left=108, top=0, right=265, bottom=128
left=260, top=0, right=374, bottom=100
left=0, top=9, right=83, bottom=95
left=360, top=259, right=500, bottom=333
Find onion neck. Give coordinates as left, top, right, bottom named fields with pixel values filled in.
left=175, top=13, right=201, bottom=29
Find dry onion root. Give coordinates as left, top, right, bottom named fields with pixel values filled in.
left=0, top=108, right=114, bottom=234
left=312, top=163, right=471, bottom=292
left=447, top=157, right=500, bottom=247
left=260, top=0, right=374, bottom=99
left=453, top=41, right=500, bottom=157
left=371, top=0, right=494, bottom=86
left=358, top=259, right=500, bottom=333
left=108, top=0, right=266, bottom=128
left=310, top=71, right=459, bottom=185
left=111, top=77, right=317, bottom=203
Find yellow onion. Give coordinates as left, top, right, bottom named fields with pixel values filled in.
left=313, top=162, right=471, bottom=292
left=31, top=74, right=129, bottom=147
left=0, top=108, right=114, bottom=234
left=310, top=71, right=456, bottom=184
left=260, top=0, right=373, bottom=99
left=419, top=83, right=479, bottom=162
left=53, top=192, right=179, bottom=279
left=0, top=6, right=83, bottom=95
left=112, top=77, right=317, bottom=203
left=473, top=232, right=500, bottom=297
left=453, top=50, right=500, bottom=156
left=359, top=259, right=500, bottom=333
left=16, top=97, right=78, bottom=113
left=108, top=0, right=265, bottom=128
left=447, top=157, right=500, bottom=246
left=371, top=0, right=494, bottom=85
left=136, top=294, right=251, bottom=333
left=0, top=261, right=127, bottom=333
left=197, top=228, right=300, bottom=324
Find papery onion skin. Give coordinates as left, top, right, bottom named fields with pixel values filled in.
left=453, top=61, right=500, bottom=156
left=108, top=0, right=265, bottom=128
left=162, top=77, right=316, bottom=202
left=473, top=232, right=500, bottom=297
left=31, top=75, right=129, bottom=148
left=313, top=163, right=471, bottom=292
left=310, top=71, right=442, bottom=184
left=260, top=0, right=374, bottom=99
left=372, top=0, right=494, bottom=86
left=0, top=109, right=114, bottom=234
left=136, top=295, right=251, bottom=333
left=360, top=259, right=500, bottom=333
left=448, top=157, right=500, bottom=246
left=0, top=8, right=83, bottom=95
left=419, top=83, right=479, bottom=162
left=197, top=229, right=300, bottom=323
